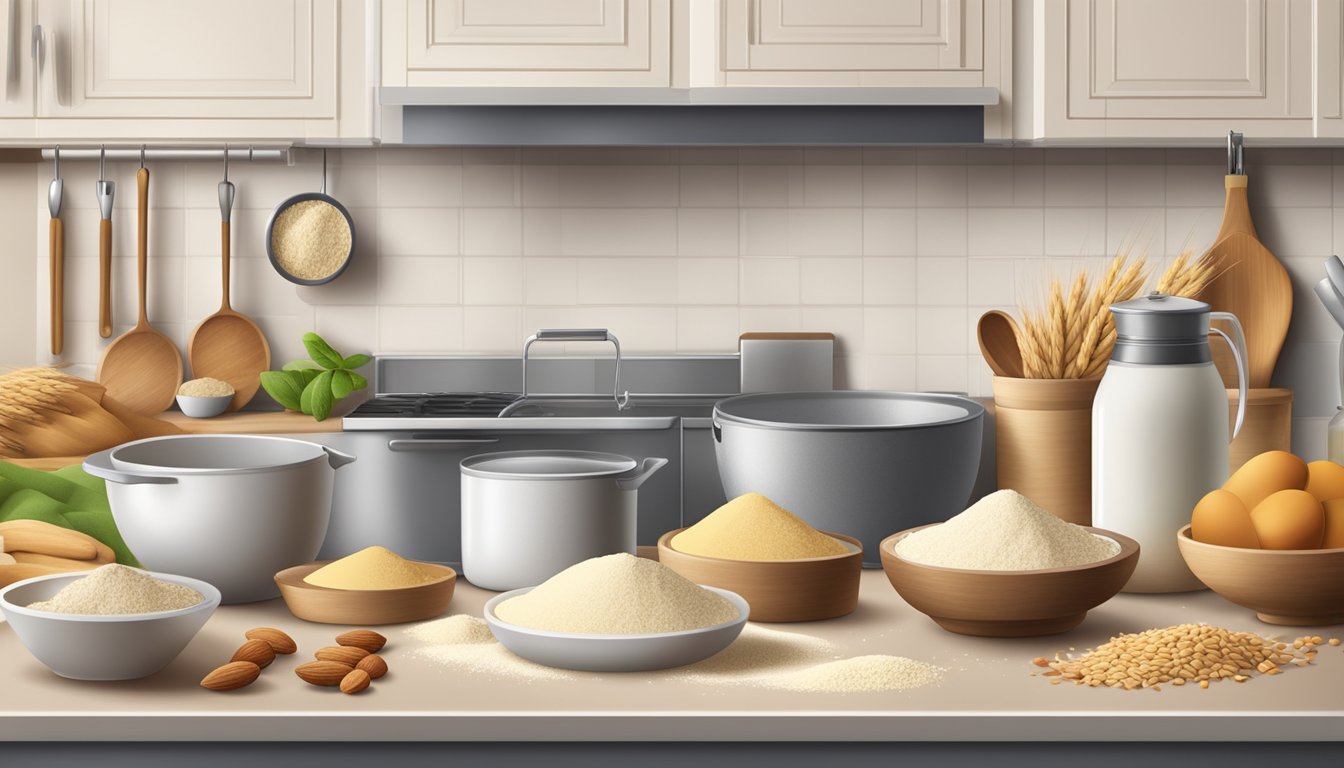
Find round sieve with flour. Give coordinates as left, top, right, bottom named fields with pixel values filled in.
left=265, top=149, right=355, bottom=285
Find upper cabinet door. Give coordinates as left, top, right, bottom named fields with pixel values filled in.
left=1315, top=0, right=1344, bottom=137
left=386, top=0, right=673, bottom=86
left=39, top=0, right=338, bottom=121
left=1033, top=0, right=1314, bottom=138
left=723, top=0, right=983, bottom=78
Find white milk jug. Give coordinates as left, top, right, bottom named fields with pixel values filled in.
left=1092, top=294, right=1248, bottom=593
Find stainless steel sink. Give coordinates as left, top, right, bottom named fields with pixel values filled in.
left=499, top=394, right=722, bottom=420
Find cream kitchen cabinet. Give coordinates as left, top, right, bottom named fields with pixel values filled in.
left=383, top=0, right=676, bottom=87
left=0, top=0, right=373, bottom=142
left=717, top=0, right=1011, bottom=136
left=1315, top=0, right=1344, bottom=138
left=1018, top=0, right=1316, bottom=140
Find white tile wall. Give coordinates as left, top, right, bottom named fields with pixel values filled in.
left=23, top=147, right=1344, bottom=458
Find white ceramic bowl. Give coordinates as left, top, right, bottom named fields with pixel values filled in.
left=483, top=586, right=749, bottom=672
left=0, top=570, right=221, bottom=680
left=175, top=393, right=232, bottom=418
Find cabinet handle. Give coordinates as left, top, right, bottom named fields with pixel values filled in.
left=387, top=438, right=500, bottom=452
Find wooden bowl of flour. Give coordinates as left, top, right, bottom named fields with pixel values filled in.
left=274, top=560, right=456, bottom=625
left=879, top=525, right=1139, bottom=637
left=657, top=529, right=862, bottom=622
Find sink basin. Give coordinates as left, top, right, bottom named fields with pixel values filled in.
left=500, top=395, right=722, bottom=420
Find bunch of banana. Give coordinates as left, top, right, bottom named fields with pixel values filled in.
left=0, top=520, right=116, bottom=588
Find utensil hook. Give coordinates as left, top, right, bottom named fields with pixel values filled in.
left=139, top=144, right=145, bottom=170
left=98, top=144, right=105, bottom=180
left=320, top=148, right=327, bottom=195
left=52, top=144, right=58, bottom=178
left=222, top=143, right=228, bottom=182
left=1227, top=130, right=1244, bottom=175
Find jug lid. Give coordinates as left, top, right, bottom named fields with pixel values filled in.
left=1109, top=293, right=1213, bottom=365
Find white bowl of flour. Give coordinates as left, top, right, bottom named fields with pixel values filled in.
left=0, top=566, right=220, bottom=680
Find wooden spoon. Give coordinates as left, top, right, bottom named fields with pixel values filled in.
left=96, top=165, right=183, bottom=415
left=1198, top=174, right=1292, bottom=389
left=187, top=160, right=270, bottom=411
left=977, top=310, right=1025, bottom=378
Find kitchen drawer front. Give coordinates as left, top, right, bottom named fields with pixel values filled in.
left=308, top=428, right=683, bottom=570
left=386, top=0, right=673, bottom=87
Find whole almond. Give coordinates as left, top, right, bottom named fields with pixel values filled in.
left=231, top=639, right=277, bottom=669
left=335, top=629, right=386, bottom=653
left=340, top=668, right=371, bottom=695
left=245, top=627, right=298, bottom=655
left=295, top=660, right=354, bottom=687
left=356, top=654, right=388, bottom=680
left=315, top=645, right=369, bottom=666
left=201, top=661, right=261, bottom=691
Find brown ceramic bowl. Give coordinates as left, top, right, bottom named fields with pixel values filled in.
left=879, top=524, right=1139, bottom=637
left=657, top=529, right=862, bottom=622
left=1176, top=524, right=1344, bottom=626
left=275, top=560, right=456, bottom=625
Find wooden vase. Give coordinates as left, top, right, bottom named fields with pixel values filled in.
left=992, top=376, right=1101, bottom=526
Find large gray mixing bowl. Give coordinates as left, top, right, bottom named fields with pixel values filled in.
left=84, top=435, right=355, bottom=604
left=712, top=391, right=984, bottom=567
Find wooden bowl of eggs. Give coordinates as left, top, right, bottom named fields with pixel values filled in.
left=1181, top=450, right=1344, bottom=625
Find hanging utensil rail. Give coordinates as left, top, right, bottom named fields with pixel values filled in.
left=39, top=147, right=290, bottom=163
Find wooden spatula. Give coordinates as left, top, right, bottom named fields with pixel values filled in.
left=1197, top=135, right=1292, bottom=389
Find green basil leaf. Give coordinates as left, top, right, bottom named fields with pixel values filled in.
left=330, top=369, right=354, bottom=400
left=301, top=376, right=315, bottom=414
left=302, top=332, right=344, bottom=370
left=349, top=372, right=369, bottom=391
left=282, top=359, right=323, bottom=372
left=309, top=370, right=334, bottom=422
left=342, top=353, right=372, bottom=370
left=298, top=368, right=322, bottom=386
left=259, top=371, right=302, bottom=412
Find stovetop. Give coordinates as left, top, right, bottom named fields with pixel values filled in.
left=341, top=391, right=722, bottom=432
left=345, top=392, right=522, bottom=419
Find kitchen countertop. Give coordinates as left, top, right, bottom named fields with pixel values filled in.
left=4, top=411, right=340, bottom=470
left=154, top=410, right=342, bottom=435
left=2, top=570, right=1341, bottom=743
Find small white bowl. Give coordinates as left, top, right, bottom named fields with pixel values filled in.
left=0, top=570, right=221, bottom=680
left=483, top=586, right=748, bottom=672
left=175, top=393, right=232, bottom=418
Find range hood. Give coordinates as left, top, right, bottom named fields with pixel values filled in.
left=381, top=87, right=998, bottom=146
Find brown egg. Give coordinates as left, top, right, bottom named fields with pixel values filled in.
left=1190, top=489, right=1259, bottom=548
left=1305, top=460, right=1344, bottom=503
left=1323, top=499, right=1344, bottom=549
left=1224, top=450, right=1308, bottom=510
left=1249, top=489, right=1325, bottom=550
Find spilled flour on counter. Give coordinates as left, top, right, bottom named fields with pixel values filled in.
left=404, top=614, right=944, bottom=694
left=405, top=614, right=574, bottom=682
left=760, top=655, right=944, bottom=693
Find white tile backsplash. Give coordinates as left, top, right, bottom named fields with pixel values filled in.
left=27, top=146, right=1344, bottom=455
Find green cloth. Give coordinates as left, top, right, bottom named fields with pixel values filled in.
left=0, top=462, right=140, bottom=566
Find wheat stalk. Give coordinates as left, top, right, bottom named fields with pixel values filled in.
left=1015, top=252, right=1150, bottom=379
left=1156, top=250, right=1220, bottom=298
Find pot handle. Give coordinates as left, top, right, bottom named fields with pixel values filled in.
left=82, top=449, right=177, bottom=485
left=615, top=457, right=668, bottom=491
left=323, top=446, right=357, bottom=470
